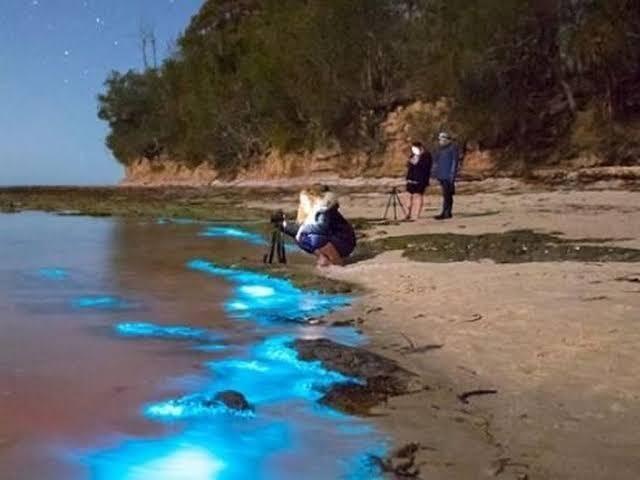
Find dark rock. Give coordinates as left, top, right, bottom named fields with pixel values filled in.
left=320, top=383, right=386, bottom=415
left=370, top=442, right=422, bottom=478
left=331, top=319, right=355, bottom=327
left=294, top=338, right=414, bottom=380
left=205, top=390, right=254, bottom=412
left=293, top=338, right=423, bottom=414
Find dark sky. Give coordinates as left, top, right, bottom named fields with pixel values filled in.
left=0, top=0, right=204, bottom=185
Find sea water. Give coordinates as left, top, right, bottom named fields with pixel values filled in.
left=0, top=213, right=386, bottom=479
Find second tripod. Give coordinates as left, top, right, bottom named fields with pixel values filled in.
left=382, top=187, right=407, bottom=220
left=263, top=229, right=287, bottom=264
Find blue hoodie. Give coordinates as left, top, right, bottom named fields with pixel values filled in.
left=432, top=143, right=460, bottom=182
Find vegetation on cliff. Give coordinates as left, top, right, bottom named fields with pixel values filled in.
left=98, top=0, right=640, bottom=173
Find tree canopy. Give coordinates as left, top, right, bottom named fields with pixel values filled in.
left=98, top=0, right=640, bottom=170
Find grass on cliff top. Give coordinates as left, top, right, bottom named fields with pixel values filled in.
left=354, top=229, right=640, bottom=264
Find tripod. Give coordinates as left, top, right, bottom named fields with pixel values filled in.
left=263, top=229, right=287, bottom=264
left=382, top=187, right=407, bottom=220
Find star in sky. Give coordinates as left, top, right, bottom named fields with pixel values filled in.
left=0, top=0, right=205, bottom=185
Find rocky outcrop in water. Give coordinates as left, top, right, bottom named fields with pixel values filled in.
left=293, top=338, right=423, bottom=414
left=206, top=390, right=254, bottom=413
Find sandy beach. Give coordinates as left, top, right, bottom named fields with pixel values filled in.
left=254, top=181, right=640, bottom=479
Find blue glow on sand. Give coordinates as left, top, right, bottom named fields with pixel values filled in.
left=72, top=296, right=133, bottom=310
left=187, top=260, right=350, bottom=323
left=37, top=267, right=70, bottom=280
left=114, top=322, right=213, bottom=341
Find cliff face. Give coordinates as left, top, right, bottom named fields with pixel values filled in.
left=122, top=100, right=500, bottom=186
left=121, top=98, right=639, bottom=187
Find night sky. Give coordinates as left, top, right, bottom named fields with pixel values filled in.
left=0, top=0, right=204, bottom=186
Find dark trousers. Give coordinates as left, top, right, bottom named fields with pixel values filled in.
left=438, top=179, right=455, bottom=217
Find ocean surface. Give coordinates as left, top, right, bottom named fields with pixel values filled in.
left=0, top=212, right=386, bottom=480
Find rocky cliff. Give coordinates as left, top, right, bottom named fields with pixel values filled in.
left=122, top=100, right=500, bottom=186
left=121, top=99, right=638, bottom=187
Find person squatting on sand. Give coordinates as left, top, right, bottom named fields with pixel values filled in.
left=432, top=132, right=460, bottom=220
left=278, top=186, right=357, bottom=267
left=405, top=141, right=433, bottom=221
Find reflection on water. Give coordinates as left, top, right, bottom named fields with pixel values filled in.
left=0, top=213, right=385, bottom=480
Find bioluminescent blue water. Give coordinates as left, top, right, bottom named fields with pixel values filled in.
left=145, top=393, right=256, bottom=420
left=200, top=226, right=267, bottom=246
left=37, top=267, right=70, bottom=280
left=199, top=225, right=297, bottom=252
left=187, top=260, right=351, bottom=324
left=78, top=260, right=386, bottom=480
left=72, top=295, right=134, bottom=310
left=145, top=335, right=354, bottom=422
left=114, top=322, right=214, bottom=342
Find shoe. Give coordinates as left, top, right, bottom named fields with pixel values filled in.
left=434, top=214, right=446, bottom=220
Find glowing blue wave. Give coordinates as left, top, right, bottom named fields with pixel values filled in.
left=200, top=226, right=266, bottom=245
left=199, top=226, right=297, bottom=253
left=145, top=393, right=256, bottom=420
left=187, top=260, right=350, bottom=324
left=72, top=295, right=134, bottom=310
left=37, top=267, right=70, bottom=280
left=114, top=322, right=214, bottom=342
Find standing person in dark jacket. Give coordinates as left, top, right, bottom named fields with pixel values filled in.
left=432, top=132, right=460, bottom=220
left=405, top=141, right=433, bottom=221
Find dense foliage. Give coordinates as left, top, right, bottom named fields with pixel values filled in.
left=98, top=0, right=640, bottom=170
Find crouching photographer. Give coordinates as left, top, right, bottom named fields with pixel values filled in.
left=272, top=186, right=356, bottom=267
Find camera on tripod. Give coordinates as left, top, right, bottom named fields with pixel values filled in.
left=264, top=210, right=287, bottom=264
left=269, top=209, right=286, bottom=226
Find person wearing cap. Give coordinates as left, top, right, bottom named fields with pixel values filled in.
left=404, top=141, right=433, bottom=220
left=432, top=132, right=460, bottom=220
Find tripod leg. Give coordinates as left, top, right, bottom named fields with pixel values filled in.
left=268, top=231, right=277, bottom=264
left=278, top=233, right=287, bottom=264
left=392, top=192, right=398, bottom=220
left=395, top=193, right=407, bottom=217
left=383, top=193, right=393, bottom=219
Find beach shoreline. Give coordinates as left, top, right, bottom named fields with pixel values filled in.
left=2, top=181, right=639, bottom=479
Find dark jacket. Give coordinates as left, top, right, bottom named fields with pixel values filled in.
left=406, top=151, right=432, bottom=187
left=432, top=143, right=460, bottom=182
left=282, top=194, right=356, bottom=258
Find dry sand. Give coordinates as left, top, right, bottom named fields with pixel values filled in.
left=294, top=183, right=640, bottom=479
